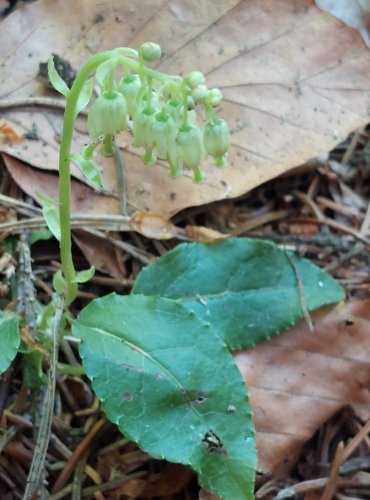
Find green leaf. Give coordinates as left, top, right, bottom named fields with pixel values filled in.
left=133, top=238, right=345, bottom=349
left=37, top=192, right=60, bottom=241
left=73, top=294, right=256, bottom=500
left=0, top=312, right=20, bottom=374
left=70, top=155, right=103, bottom=189
left=95, top=58, right=117, bottom=88
left=72, top=266, right=95, bottom=283
left=75, top=79, right=93, bottom=117
left=53, top=270, right=67, bottom=294
left=21, top=349, right=47, bottom=388
left=30, top=229, right=53, bottom=244
left=47, top=56, right=70, bottom=97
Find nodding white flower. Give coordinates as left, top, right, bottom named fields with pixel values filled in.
left=203, top=118, right=230, bottom=167
left=118, top=74, right=141, bottom=119
left=87, top=90, right=128, bottom=141
left=152, top=112, right=177, bottom=160
left=132, top=105, right=158, bottom=149
left=176, top=125, right=206, bottom=182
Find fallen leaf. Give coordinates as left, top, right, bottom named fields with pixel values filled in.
left=130, top=213, right=180, bottom=240
left=72, top=230, right=126, bottom=279
left=184, top=225, right=229, bottom=242
left=316, top=0, right=370, bottom=47
left=2, top=153, right=118, bottom=216
left=0, top=0, right=369, bottom=219
left=112, top=463, right=194, bottom=498
left=235, top=300, right=370, bottom=473
left=0, top=123, right=22, bottom=144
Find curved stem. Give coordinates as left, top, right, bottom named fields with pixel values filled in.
left=59, top=51, right=111, bottom=304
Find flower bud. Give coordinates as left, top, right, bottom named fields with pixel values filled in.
left=139, top=42, right=161, bottom=62
left=203, top=118, right=230, bottom=167
left=191, top=84, right=209, bottom=104
left=184, top=71, right=206, bottom=88
left=87, top=91, right=128, bottom=141
left=118, top=74, right=141, bottom=118
left=206, top=87, right=223, bottom=107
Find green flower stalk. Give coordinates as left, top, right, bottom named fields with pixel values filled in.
left=118, top=74, right=141, bottom=118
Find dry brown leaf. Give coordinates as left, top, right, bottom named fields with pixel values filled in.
left=184, top=225, right=229, bottom=242
left=235, top=300, right=370, bottom=473
left=1, top=0, right=369, bottom=219
left=130, top=213, right=180, bottom=240
left=72, top=230, right=126, bottom=279
left=2, top=153, right=118, bottom=216
left=0, top=123, right=22, bottom=144
left=112, top=463, right=194, bottom=498
left=316, top=0, right=370, bottom=47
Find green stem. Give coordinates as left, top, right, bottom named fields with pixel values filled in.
left=101, top=134, right=114, bottom=156
left=59, top=51, right=111, bottom=305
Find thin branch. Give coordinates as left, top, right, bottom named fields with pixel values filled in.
left=23, top=293, right=64, bottom=500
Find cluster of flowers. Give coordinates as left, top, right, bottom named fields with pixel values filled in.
left=80, top=42, right=230, bottom=184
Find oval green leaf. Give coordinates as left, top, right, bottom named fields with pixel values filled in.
left=73, top=294, right=256, bottom=500
left=133, top=238, right=346, bottom=349
left=0, top=312, right=20, bottom=374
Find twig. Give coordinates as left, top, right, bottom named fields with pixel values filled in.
left=342, top=416, right=370, bottom=462
left=51, top=418, right=106, bottom=494
left=230, top=210, right=289, bottom=235
left=320, top=441, right=344, bottom=500
left=23, top=293, right=64, bottom=500
left=113, top=141, right=128, bottom=216
left=82, top=227, right=153, bottom=264
left=341, top=127, right=364, bottom=165
left=294, top=191, right=370, bottom=245
left=0, top=194, right=42, bottom=216
left=0, top=96, right=78, bottom=114
left=360, top=199, right=370, bottom=236
left=294, top=191, right=325, bottom=221
left=247, top=232, right=353, bottom=252
left=324, top=242, right=366, bottom=272
left=17, top=236, right=37, bottom=337
left=296, top=217, right=370, bottom=246
left=0, top=214, right=131, bottom=234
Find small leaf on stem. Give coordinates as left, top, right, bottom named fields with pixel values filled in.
left=47, top=56, right=70, bottom=97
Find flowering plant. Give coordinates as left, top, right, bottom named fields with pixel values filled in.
left=2, top=42, right=344, bottom=500
left=45, top=42, right=230, bottom=306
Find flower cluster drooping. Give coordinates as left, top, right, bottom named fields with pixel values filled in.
left=75, top=42, right=231, bottom=184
